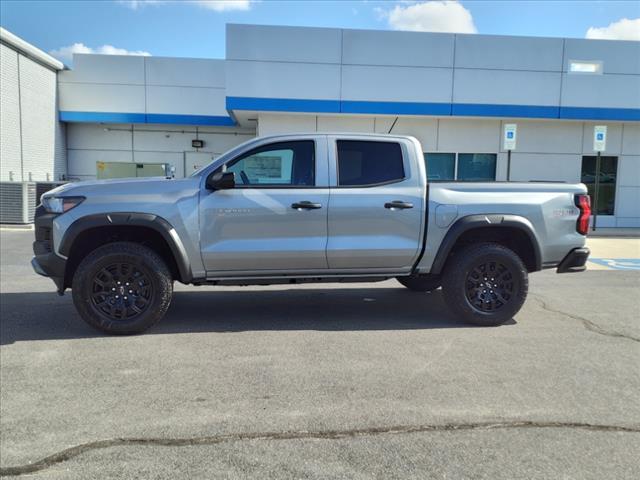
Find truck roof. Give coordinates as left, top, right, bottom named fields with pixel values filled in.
left=257, top=132, right=416, bottom=139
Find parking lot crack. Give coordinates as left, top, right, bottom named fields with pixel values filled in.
left=531, top=294, right=640, bottom=343
left=1, top=421, right=639, bottom=476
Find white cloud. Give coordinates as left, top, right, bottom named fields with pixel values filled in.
left=119, top=0, right=253, bottom=12
left=49, top=43, right=92, bottom=60
left=586, top=18, right=640, bottom=41
left=190, top=0, right=252, bottom=11
left=94, top=45, right=152, bottom=56
left=118, top=0, right=161, bottom=10
left=383, top=1, right=477, bottom=34
left=49, top=43, right=151, bottom=62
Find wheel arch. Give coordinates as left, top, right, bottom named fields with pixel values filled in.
left=430, top=214, right=542, bottom=275
left=60, top=213, right=192, bottom=288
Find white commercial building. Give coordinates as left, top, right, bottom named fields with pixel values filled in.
left=1, top=24, right=639, bottom=227
left=0, top=28, right=66, bottom=183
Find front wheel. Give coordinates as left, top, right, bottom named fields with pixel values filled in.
left=72, top=242, right=173, bottom=334
left=442, top=243, right=528, bottom=326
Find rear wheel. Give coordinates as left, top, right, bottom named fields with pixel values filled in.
left=72, top=242, right=173, bottom=334
left=442, top=243, right=528, bottom=326
left=396, top=274, right=441, bottom=292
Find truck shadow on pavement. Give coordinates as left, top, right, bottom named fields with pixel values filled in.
left=0, top=287, right=515, bottom=344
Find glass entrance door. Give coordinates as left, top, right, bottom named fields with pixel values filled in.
left=581, top=156, right=618, bottom=217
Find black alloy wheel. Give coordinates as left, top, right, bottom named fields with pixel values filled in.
left=90, top=262, right=154, bottom=320
left=464, top=260, right=515, bottom=313
left=442, top=243, right=528, bottom=326
left=72, top=242, right=173, bottom=334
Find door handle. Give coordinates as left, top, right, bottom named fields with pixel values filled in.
left=292, top=201, right=322, bottom=210
left=385, top=200, right=414, bottom=210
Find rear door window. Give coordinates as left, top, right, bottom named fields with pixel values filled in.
left=337, top=140, right=404, bottom=187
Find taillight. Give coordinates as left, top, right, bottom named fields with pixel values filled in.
left=575, top=194, right=591, bottom=235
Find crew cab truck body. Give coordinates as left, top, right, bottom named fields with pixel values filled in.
left=32, top=134, right=591, bottom=334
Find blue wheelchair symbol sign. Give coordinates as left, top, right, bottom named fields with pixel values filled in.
left=507, top=132, right=514, bottom=139
left=596, top=133, right=604, bottom=141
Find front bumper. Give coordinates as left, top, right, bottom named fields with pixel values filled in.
left=31, top=255, right=66, bottom=293
left=557, top=247, right=590, bottom=273
left=31, top=205, right=66, bottom=293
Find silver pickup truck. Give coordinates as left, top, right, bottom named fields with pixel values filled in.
left=32, top=133, right=591, bottom=334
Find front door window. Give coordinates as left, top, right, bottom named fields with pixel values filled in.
left=224, top=141, right=315, bottom=187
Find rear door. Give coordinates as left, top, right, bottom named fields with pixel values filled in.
left=326, top=137, right=425, bottom=271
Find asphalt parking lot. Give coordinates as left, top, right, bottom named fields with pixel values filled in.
left=1, top=229, right=639, bottom=479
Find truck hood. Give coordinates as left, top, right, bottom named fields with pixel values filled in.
left=44, top=176, right=182, bottom=198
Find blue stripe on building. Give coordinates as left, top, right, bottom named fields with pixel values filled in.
left=60, top=102, right=640, bottom=125
left=452, top=103, right=559, bottom=119
left=224, top=97, right=640, bottom=122
left=59, top=111, right=147, bottom=123
left=559, top=106, right=640, bottom=121
left=341, top=100, right=452, bottom=116
left=60, top=111, right=236, bottom=126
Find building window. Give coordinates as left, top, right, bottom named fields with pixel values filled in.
left=425, top=153, right=455, bottom=181
left=337, top=140, right=404, bottom=186
left=569, top=60, right=603, bottom=74
left=458, top=153, right=497, bottom=181
left=425, top=153, right=496, bottom=181
left=581, top=156, right=618, bottom=215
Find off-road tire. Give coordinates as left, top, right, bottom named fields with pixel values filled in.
left=72, top=242, right=173, bottom=334
left=396, top=275, right=441, bottom=292
left=442, top=243, right=528, bottom=326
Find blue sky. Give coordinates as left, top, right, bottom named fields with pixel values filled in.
left=1, top=1, right=638, bottom=63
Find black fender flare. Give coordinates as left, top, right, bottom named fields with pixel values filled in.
left=59, top=212, right=192, bottom=282
left=429, top=214, right=542, bottom=274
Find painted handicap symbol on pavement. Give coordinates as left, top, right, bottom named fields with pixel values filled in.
left=589, top=258, right=640, bottom=270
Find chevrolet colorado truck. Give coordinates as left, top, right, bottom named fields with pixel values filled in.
left=32, top=134, right=591, bottom=334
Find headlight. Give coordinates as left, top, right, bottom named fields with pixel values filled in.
left=41, top=196, right=85, bottom=214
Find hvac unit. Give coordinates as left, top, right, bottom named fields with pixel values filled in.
left=0, top=182, right=37, bottom=224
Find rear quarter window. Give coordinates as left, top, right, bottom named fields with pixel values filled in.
left=337, top=140, right=404, bottom=187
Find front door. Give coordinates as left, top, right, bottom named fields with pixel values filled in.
left=326, top=138, right=425, bottom=270
left=199, top=139, right=330, bottom=274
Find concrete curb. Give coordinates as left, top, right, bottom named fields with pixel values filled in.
left=0, top=224, right=34, bottom=231
left=588, top=229, right=640, bottom=239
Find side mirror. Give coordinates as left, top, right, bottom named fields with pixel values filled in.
left=206, top=171, right=235, bottom=190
